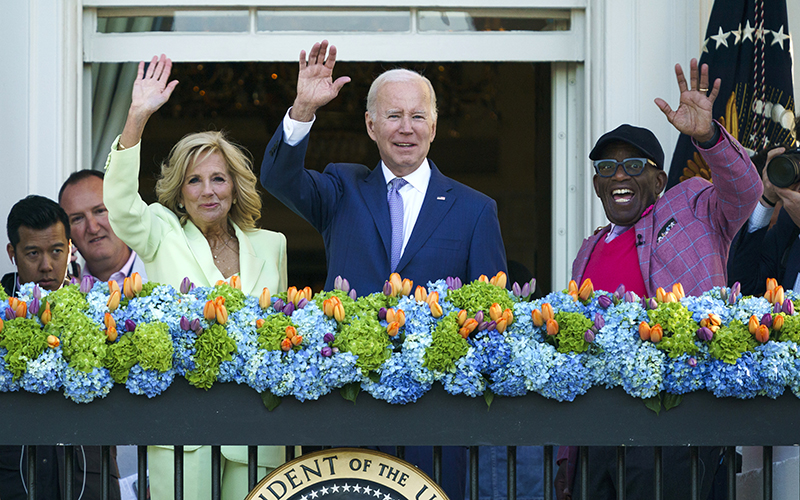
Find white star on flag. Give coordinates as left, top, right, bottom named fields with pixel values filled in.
left=743, top=20, right=755, bottom=42
left=771, top=25, right=789, bottom=49
left=711, top=26, right=730, bottom=48
left=732, top=23, right=743, bottom=44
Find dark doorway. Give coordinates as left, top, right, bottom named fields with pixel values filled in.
left=129, top=61, right=551, bottom=293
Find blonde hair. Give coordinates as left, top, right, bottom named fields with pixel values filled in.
left=155, top=131, right=262, bottom=230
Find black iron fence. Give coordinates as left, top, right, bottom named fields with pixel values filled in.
left=2, top=379, right=798, bottom=499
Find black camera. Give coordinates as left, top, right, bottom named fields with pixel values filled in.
left=767, top=148, right=800, bottom=188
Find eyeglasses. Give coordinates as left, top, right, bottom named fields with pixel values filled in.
left=593, top=158, right=656, bottom=177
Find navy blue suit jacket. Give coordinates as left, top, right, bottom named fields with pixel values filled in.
left=260, top=126, right=507, bottom=293
left=728, top=208, right=800, bottom=296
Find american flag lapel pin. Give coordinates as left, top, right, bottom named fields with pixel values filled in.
left=437, top=196, right=446, bottom=201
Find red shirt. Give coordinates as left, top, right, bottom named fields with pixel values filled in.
left=582, top=227, right=648, bottom=297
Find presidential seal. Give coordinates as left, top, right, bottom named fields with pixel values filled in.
left=246, top=448, right=449, bottom=500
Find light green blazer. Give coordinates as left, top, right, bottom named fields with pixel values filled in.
left=103, top=137, right=287, bottom=296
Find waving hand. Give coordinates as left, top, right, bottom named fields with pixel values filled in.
left=654, top=59, right=720, bottom=143
left=290, top=40, right=351, bottom=122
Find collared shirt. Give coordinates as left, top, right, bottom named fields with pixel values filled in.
left=282, top=108, right=432, bottom=258
left=604, top=204, right=655, bottom=243
left=82, top=249, right=138, bottom=287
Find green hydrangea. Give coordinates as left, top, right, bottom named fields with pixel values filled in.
left=446, top=281, right=513, bottom=316
left=333, top=316, right=390, bottom=373
left=709, top=320, right=757, bottom=364
left=777, top=314, right=800, bottom=343
left=553, top=311, right=593, bottom=354
left=107, top=321, right=173, bottom=383
left=257, top=314, right=296, bottom=351
left=45, top=290, right=105, bottom=372
left=0, top=318, right=48, bottom=379
left=207, top=284, right=247, bottom=314
left=105, top=334, right=138, bottom=383
left=648, top=302, right=699, bottom=358
left=423, top=312, right=468, bottom=372
left=186, top=324, right=236, bottom=390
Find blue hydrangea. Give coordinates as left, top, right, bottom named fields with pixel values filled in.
left=63, top=366, right=114, bottom=403
left=126, top=365, right=175, bottom=398
left=681, top=294, right=731, bottom=324
left=705, top=353, right=761, bottom=398
left=729, top=296, right=773, bottom=324
left=754, top=341, right=800, bottom=399
left=663, top=352, right=708, bottom=394
left=19, top=348, right=65, bottom=394
left=0, top=348, right=20, bottom=392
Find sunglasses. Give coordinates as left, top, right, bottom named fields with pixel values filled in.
left=593, top=158, right=656, bottom=177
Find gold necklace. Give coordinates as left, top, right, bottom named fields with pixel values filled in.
left=211, top=232, right=235, bottom=260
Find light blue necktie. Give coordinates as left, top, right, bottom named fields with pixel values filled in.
left=388, top=178, right=408, bottom=272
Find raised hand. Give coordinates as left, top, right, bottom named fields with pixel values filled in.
left=290, top=40, right=351, bottom=122
left=120, top=54, right=179, bottom=149
left=654, top=58, right=720, bottom=143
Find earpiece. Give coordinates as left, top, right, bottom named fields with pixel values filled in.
left=11, top=256, right=14, bottom=266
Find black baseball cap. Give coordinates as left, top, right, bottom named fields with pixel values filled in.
left=589, top=124, right=665, bottom=170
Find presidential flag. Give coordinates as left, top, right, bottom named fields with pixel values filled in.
left=666, top=0, right=795, bottom=189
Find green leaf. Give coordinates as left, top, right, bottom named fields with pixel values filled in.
left=644, top=394, right=661, bottom=415
left=340, top=382, right=361, bottom=404
left=261, top=390, right=282, bottom=411
left=484, top=389, right=495, bottom=410
left=368, top=371, right=380, bottom=383
left=663, top=393, right=683, bottom=411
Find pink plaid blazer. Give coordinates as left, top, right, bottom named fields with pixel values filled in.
left=572, top=125, right=761, bottom=298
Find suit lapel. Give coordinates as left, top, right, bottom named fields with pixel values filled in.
left=635, top=213, right=654, bottom=296
left=183, top=220, right=223, bottom=286
left=574, top=227, right=608, bottom=282
left=234, top=224, right=266, bottom=296
left=359, top=165, right=393, bottom=262
left=396, top=163, right=455, bottom=272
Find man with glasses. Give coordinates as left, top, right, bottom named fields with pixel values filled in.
left=571, top=59, right=761, bottom=300
left=556, top=60, right=760, bottom=500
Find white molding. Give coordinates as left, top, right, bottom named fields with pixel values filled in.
left=85, top=0, right=587, bottom=8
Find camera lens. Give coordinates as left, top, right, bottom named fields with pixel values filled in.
left=767, top=152, right=800, bottom=188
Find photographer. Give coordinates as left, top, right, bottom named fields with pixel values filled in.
left=728, top=144, right=800, bottom=295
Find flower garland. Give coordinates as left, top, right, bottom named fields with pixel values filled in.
left=0, top=273, right=798, bottom=408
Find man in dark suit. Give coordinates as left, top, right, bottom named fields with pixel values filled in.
left=260, top=40, right=508, bottom=500
left=728, top=145, right=800, bottom=296
left=260, top=40, right=507, bottom=294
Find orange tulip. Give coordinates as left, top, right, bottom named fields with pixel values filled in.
left=426, top=291, right=440, bottom=307
left=108, top=280, right=120, bottom=297
left=47, top=335, right=60, bottom=348
left=395, top=310, right=406, bottom=328
left=495, top=317, right=508, bottom=334
left=291, top=334, right=303, bottom=346
left=639, top=322, right=651, bottom=341
left=456, top=309, right=468, bottom=326
left=541, top=303, right=554, bottom=322
left=748, top=315, right=760, bottom=335
left=649, top=324, right=663, bottom=343
left=672, top=283, right=685, bottom=300
left=203, top=300, right=217, bottom=321
left=303, top=286, right=313, bottom=302
left=708, top=325, right=720, bottom=333
left=699, top=318, right=709, bottom=328
left=401, top=279, right=413, bottom=297
left=104, top=312, right=115, bottom=331
left=567, top=280, right=578, bottom=295
left=333, top=303, right=345, bottom=322
left=764, top=289, right=775, bottom=304
left=387, top=321, right=400, bottom=337
left=107, top=290, right=121, bottom=312
left=106, top=326, right=118, bottom=343
left=13, top=301, right=27, bottom=319
left=123, top=276, right=134, bottom=300
left=390, top=273, right=403, bottom=296
left=256, top=318, right=265, bottom=329
left=131, top=272, right=143, bottom=295
left=489, top=303, right=502, bottom=322
left=285, top=325, right=297, bottom=339
left=774, top=286, right=785, bottom=306
left=478, top=275, right=489, bottom=284
left=322, top=298, right=334, bottom=317
left=280, top=338, right=292, bottom=351
left=546, top=319, right=559, bottom=336
left=0, top=318, right=4, bottom=332
left=766, top=278, right=778, bottom=291
left=458, top=327, right=470, bottom=339
left=385, top=308, right=396, bottom=324
left=40, top=302, right=52, bottom=325
left=502, top=308, right=514, bottom=326
left=656, top=287, right=667, bottom=303
left=490, top=272, right=508, bottom=289
left=755, top=324, right=770, bottom=343
left=215, top=296, right=226, bottom=307
left=430, top=302, right=443, bottom=318
left=462, top=318, right=479, bottom=335
left=215, top=304, right=228, bottom=325
left=259, top=288, right=271, bottom=310
left=229, top=275, right=242, bottom=290
left=286, top=286, right=298, bottom=305
left=707, top=314, right=721, bottom=327
left=215, top=280, right=226, bottom=286
left=531, top=309, right=544, bottom=327
left=415, top=286, right=428, bottom=303
left=578, top=279, right=594, bottom=301
left=773, top=315, right=785, bottom=331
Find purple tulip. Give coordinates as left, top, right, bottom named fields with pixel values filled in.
left=486, top=320, right=497, bottom=331
left=774, top=302, right=782, bottom=314
left=5, top=307, right=15, bottom=320
left=761, top=313, right=773, bottom=329
left=273, top=298, right=285, bottom=313
left=521, top=282, right=531, bottom=299
left=334, top=276, right=343, bottom=291
left=624, top=291, right=638, bottom=303
left=445, top=277, right=455, bottom=289
left=719, top=287, right=729, bottom=303
left=512, top=282, right=522, bottom=297
left=448, top=277, right=462, bottom=290
left=528, top=278, right=536, bottom=295
left=688, top=357, right=697, bottom=367
left=474, top=311, right=484, bottom=323
left=378, top=307, right=387, bottom=321
left=321, top=346, right=333, bottom=357
left=190, top=318, right=202, bottom=335
left=29, top=297, right=40, bottom=316
left=383, top=281, right=393, bottom=296
left=614, top=284, right=626, bottom=300
left=70, top=276, right=80, bottom=285
left=597, top=295, right=613, bottom=309
left=784, top=299, right=795, bottom=316
left=349, top=289, right=357, bottom=301
left=80, top=275, right=94, bottom=294
left=323, top=333, right=335, bottom=343
left=125, top=319, right=137, bottom=332
left=697, top=327, right=713, bottom=341
left=180, top=277, right=193, bottom=295
left=477, top=321, right=488, bottom=332
left=32, top=285, right=41, bottom=301
left=731, top=281, right=741, bottom=297
left=283, top=301, right=295, bottom=317
left=584, top=329, right=595, bottom=343
left=341, top=279, right=350, bottom=295
left=332, top=347, right=340, bottom=354
left=593, top=313, right=605, bottom=330
left=649, top=298, right=659, bottom=311
left=296, top=298, right=308, bottom=309
left=180, top=316, right=190, bottom=331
